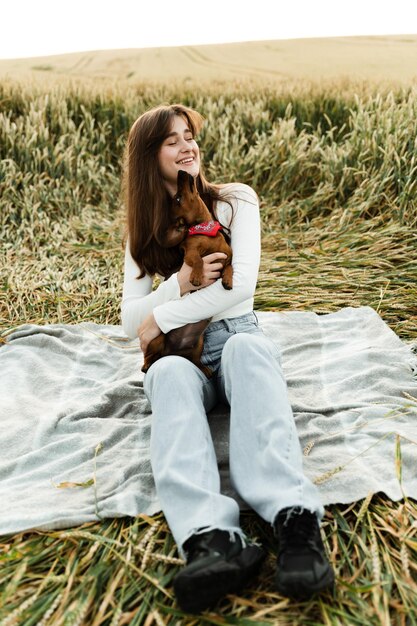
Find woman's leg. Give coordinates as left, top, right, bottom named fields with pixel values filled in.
left=217, top=332, right=324, bottom=524
left=144, top=353, right=265, bottom=613
left=218, top=331, right=334, bottom=599
left=144, top=355, right=242, bottom=554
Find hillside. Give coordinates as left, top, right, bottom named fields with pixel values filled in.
left=1, top=34, right=417, bottom=84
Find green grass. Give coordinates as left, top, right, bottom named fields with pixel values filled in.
left=0, top=77, right=416, bottom=625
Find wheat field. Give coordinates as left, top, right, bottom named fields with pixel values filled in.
left=0, top=61, right=417, bottom=625
left=1, top=35, right=417, bottom=84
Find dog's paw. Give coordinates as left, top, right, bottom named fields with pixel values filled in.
left=190, top=276, right=202, bottom=287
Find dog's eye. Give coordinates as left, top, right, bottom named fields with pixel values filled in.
left=175, top=196, right=181, bottom=205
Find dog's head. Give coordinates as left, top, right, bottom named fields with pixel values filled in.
left=172, top=170, right=211, bottom=225
left=160, top=171, right=213, bottom=248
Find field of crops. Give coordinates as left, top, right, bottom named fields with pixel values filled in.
left=1, top=35, right=417, bottom=84
left=1, top=76, right=417, bottom=625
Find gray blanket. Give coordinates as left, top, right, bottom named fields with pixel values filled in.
left=1, top=306, right=416, bottom=535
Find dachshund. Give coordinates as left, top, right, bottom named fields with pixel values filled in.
left=141, top=170, right=233, bottom=376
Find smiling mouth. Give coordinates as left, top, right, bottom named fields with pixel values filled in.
left=177, top=157, right=194, bottom=165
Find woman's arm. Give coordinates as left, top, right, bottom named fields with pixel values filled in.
left=121, top=242, right=228, bottom=339
left=120, top=245, right=182, bottom=339
left=152, top=184, right=261, bottom=334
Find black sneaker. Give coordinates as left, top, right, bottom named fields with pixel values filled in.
left=173, top=528, right=265, bottom=613
left=274, top=507, right=335, bottom=600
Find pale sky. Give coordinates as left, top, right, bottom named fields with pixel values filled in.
left=2, top=0, right=417, bottom=60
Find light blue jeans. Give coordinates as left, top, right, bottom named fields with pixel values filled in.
left=144, top=311, right=324, bottom=555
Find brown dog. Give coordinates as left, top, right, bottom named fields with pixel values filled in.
left=141, top=170, right=233, bottom=376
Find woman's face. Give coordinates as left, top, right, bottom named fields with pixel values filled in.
left=158, top=115, right=200, bottom=195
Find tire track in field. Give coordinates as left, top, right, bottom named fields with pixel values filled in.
left=182, top=46, right=288, bottom=80
left=68, top=55, right=94, bottom=73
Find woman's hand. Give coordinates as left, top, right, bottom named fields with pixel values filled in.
left=177, top=252, right=227, bottom=296
left=138, top=313, right=161, bottom=353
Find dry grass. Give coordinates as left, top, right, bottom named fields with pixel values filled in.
left=1, top=77, right=417, bottom=625
left=1, top=500, right=417, bottom=625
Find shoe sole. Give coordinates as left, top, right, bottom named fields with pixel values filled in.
left=275, top=566, right=335, bottom=600
left=174, top=546, right=265, bottom=613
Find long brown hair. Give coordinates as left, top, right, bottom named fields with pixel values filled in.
left=122, top=103, right=231, bottom=279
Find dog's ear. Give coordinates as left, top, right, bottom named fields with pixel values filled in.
left=160, top=219, right=187, bottom=247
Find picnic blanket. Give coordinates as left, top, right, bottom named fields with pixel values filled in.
left=1, top=306, right=416, bottom=535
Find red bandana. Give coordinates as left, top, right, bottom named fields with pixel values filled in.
left=188, top=220, right=222, bottom=237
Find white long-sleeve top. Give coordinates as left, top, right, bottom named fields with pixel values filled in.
left=121, top=183, right=260, bottom=339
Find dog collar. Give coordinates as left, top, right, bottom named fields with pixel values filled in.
left=188, top=220, right=222, bottom=237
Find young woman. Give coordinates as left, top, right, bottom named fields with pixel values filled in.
left=121, top=103, right=334, bottom=613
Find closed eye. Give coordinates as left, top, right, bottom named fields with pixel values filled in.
left=166, top=135, right=193, bottom=146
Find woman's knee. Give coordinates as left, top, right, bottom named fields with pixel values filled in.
left=221, top=332, right=281, bottom=365
left=222, top=331, right=265, bottom=356
left=144, top=355, right=205, bottom=398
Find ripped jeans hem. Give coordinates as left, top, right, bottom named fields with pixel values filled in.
left=178, top=524, right=248, bottom=560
